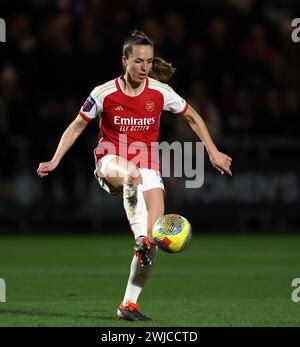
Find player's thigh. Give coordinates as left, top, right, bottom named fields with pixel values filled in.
left=104, top=156, right=142, bottom=190
left=143, top=188, right=165, bottom=233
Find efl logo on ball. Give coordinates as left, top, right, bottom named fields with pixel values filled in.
left=152, top=214, right=192, bottom=253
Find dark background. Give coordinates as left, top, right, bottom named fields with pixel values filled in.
left=0, top=0, right=299, bottom=234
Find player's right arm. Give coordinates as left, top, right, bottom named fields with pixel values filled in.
left=37, top=115, right=89, bottom=177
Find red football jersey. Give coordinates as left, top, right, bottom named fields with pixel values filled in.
left=79, top=76, right=188, bottom=170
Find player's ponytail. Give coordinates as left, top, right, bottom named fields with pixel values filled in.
left=123, top=30, right=176, bottom=82
left=149, top=56, right=176, bottom=83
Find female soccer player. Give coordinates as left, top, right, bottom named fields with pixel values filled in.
left=37, top=30, right=232, bottom=321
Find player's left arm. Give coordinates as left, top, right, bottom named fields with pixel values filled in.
left=182, top=104, right=232, bottom=176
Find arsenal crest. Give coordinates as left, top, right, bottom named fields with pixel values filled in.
left=145, top=101, right=154, bottom=112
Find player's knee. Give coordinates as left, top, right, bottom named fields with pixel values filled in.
left=124, top=169, right=142, bottom=185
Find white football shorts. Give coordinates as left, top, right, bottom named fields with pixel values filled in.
left=94, top=154, right=165, bottom=195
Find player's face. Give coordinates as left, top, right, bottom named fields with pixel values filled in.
left=124, top=45, right=154, bottom=84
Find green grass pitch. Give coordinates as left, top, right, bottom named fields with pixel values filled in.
left=0, top=233, right=300, bottom=327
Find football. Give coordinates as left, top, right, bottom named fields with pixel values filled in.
left=152, top=214, right=192, bottom=253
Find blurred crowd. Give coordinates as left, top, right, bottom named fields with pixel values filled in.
left=0, top=0, right=299, bottom=221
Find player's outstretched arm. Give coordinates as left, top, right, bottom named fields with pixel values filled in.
left=182, top=105, right=232, bottom=176
left=37, top=115, right=89, bottom=178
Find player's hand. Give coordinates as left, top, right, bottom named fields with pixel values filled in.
left=209, top=151, right=232, bottom=176
left=37, top=160, right=58, bottom=178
